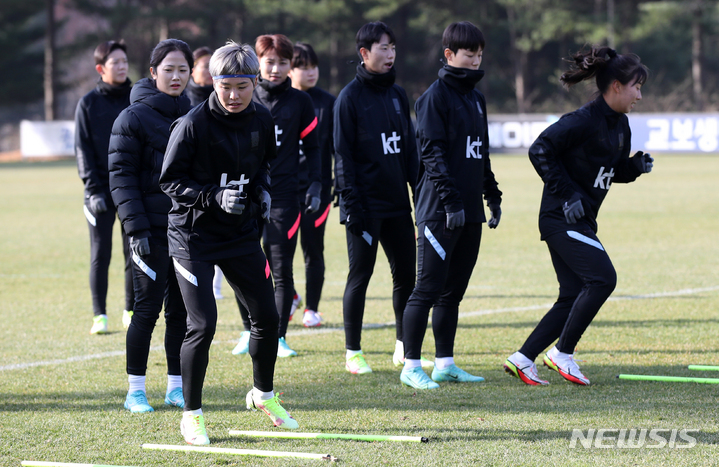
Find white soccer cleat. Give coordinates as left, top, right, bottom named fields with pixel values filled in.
left=302, top=309, right=322, bottom=327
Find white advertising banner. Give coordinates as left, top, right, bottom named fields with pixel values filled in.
left=20, top=120, right=75, bottom=158
left=488, top=113, right=719, bottom=153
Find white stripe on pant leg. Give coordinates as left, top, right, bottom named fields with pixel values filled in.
left=83, top=205, right=96, bottom=226
left=132, top=253, right=157, bottom=281
left=173, top=258, right=198, bottom=286
left=424, top=225, right=446, bottom=260
left=567, top=230, right=605, bottom=251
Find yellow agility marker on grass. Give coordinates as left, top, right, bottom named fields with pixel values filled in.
left=229, top=429, right=429, bottom=443
left=141, top=443, right=337, bottom=461
left=22, top=462, right=141, bottom=467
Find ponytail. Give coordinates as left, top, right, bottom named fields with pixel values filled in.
left=560, top=46, right=647, bottom=93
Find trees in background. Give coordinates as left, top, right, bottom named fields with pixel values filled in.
left=4, top=0, right=718, bottom=121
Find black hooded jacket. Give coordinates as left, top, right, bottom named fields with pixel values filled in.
left=75, top=78, right=132, bottom=199
left=414, top=65, right=501, bottom=225
left=252, top=77, right=321, bottom=207
left=529, top=95, right=642, bottom=239
left=160, top=92, right=276, bottom=261
left=108, top=77, right=192, bottom=241
left=333, top=65, right=419, bottom=221
left=186, top=78, right=213, bottom=107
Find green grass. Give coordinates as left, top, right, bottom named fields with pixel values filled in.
left=1, top=155, right=718, bottom=466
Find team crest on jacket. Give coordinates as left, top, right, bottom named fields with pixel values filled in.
left=466, top=136, right=483, bottom=159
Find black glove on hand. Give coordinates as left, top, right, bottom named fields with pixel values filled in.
left=446, top=209, right=465, bottom=230
left=487, top=204, right=501, bottom=229
left=130, top=235, right=150, bottom=257
left=256, top=188, right=271, bottom=223
left=631, top=151, right=654, bottom=173
left=220, top=188, right=247, bottom=215
left=305, top=181, right=322, bottom=214
left=346, top=212, right=366, bottom=237
left=89, top=194, right=107, bottom=214
left=563, top=192, right=585, bottom=224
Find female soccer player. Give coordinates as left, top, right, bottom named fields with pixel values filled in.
left=109, top=39, right=192, bottom=412
left=400, top=22, right=502, bottom=390
left=161, top=40, right=299, bottom=445
left=504, top=46, right=653, bottom=386
left=252, top=34, right=322, bottom=357
left=334, top=22, right=420, bottom=374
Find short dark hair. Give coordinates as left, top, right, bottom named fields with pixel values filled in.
left=292, top=42, right=319, bottom=69
left=192, top=46, right=213, bottom=64
left=443, top=22, right=485, bottom=53
left=149, top=39, right=193, bottom=72
left=94, top=40, right=127, bottom=66
left=355, top=21, right=395, bottom=58
left=255, top=34, right=294, bottom=61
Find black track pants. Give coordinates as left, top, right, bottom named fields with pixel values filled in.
left=84, top=200, right=135, bottom=315
left=263, top=204, right=300, bottom=339
left=126, top=241, right=186, bottom=377
left=519, top=229, right=617, bottom=361
left=403, top=221, right=481, bottom=360
left=299, top=201, right=331, bottom=311
left=343, top=214, right=416, bottom=351
left=174, top=250, right=279, bottom=410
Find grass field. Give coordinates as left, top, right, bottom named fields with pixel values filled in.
left=0, top=154, right=718, bottom=467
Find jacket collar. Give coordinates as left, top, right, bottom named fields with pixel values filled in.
left=355, top=64, right=396, bottom=90
left=129, top=77, right=191, bottom=119
left=96, top=78, right=132, bottom=98
left=438, top=65, right=484, bottom=94
left=208, top=91, right=257, bottom=129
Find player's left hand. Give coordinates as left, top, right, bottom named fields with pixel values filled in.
left=631, top=151, right=653, bottom=173
left=487, top=204, right=501, bottom=229
left=305, top=181, right=322, bottom=214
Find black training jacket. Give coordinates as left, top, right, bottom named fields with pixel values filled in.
left=108, top=78, right=191, bottom=240
left=414, top=65, right=501, bottom=225
left=160, top=92, right=276, bottom=261
left=529, top=95, right=642, bottom=239
left=253, top=77, right=320, bottom=207
left=333, top=65, right=419, bottom=221
left=187, top=78, right=213, bottom=107
left=298, top=86, right=336, bottom=202
left=75, top=78, right=132, bottom=199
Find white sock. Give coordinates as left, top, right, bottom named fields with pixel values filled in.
left=394, top=340, right=404, bottom=354
left=184, top=408, right=202, bottom=417
left=346, top=349, right=362, bottom=359
left=167, top=374, right=182, bottom=393
left=128, top=375, right=146, bottom=394
left=435, top=357, right=454, bottom=370
left=404, top=358, right=421, bottom=369
left=253, top=388, right=274, bottom=401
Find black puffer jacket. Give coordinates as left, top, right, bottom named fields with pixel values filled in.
left=108, top=77, right=192, bottom=241
left=75, top=78, right=131, bottom=199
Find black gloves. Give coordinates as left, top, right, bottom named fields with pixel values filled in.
left=305, top=181, right=322, bottom=214
left=220, top=187, right=247, bottom=215
left=130, top=235, right=150, bottom=257
left=346, top=212, right=366, bottom=237
left=563, top=192, right=585, bottom=224
left=89, top=194, right=107, bottom=214
left=487, top=204, right=501, bottom=229
left=445, top=209, right=465, bottom=230
left=631, top=151, right=654, bottom=173
left=255, top=188, right=271, bottom=223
